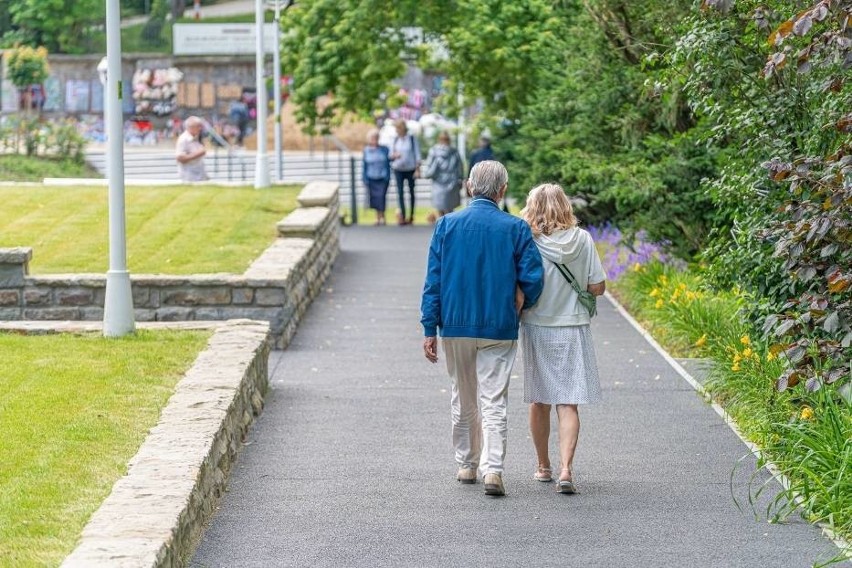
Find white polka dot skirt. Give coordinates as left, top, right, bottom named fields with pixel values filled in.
left=520, top=322, right=602, bottom=405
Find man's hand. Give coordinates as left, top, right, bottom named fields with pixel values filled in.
left=515, top=285, right=525, bottom=314
left=423, top=336, right=438, bottom=363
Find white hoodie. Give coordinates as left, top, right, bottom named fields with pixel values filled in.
left=521, top=227, right=606, bottom=327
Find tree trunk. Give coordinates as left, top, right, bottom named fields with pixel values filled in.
left=170, top=0, right=186, bottom=19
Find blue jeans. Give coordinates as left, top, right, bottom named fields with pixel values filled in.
left=394, top=169, right=416, bottom=221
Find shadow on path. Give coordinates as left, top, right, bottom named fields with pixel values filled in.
left=192, top=225, right=840, bottom=568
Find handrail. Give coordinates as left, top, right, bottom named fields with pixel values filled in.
left=200, top=118, right=233, bottom=152
left=323, top=134, right=353, bottom=155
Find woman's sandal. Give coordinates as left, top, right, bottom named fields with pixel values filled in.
left=533, top=465, right=553, bottom=482
left=556, top=468, right=577, bottom=494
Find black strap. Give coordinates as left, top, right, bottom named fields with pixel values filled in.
left=553, top=262, right=584, bottom=296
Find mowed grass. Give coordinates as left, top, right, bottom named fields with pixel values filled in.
left=0, top=184, right=300, bottom=274
left=0, top=330, right=211, bottom=567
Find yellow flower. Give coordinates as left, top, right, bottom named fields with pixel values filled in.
left=633, top=262, right=642, bottom=272
left=733, top=353, right=742, bottom=363
left=731, top=362, right=740, bottom=372
left=740, top=335, right=751, bottom=346
left=658, top=274, right=668, bottom=285
left=694, top=334, right=707, bottom=348
left=678, top=282, right=688, bottom=291
left=799, top=406, right=814, bottom=421
left=649, top=288, right=660, bottom=297
left=742, top=347, right=753, bottom=359
left=654, top=299, right=664, bottom=309
left=685, top=291, right=697, bottom=301
left=766, top=351, right=776, bottom=361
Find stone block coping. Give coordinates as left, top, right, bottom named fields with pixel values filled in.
left=0, top=319, right=271, bottom=567
left=297, top=180, right=339, bottom=208
left=276, top=206, right=334, bottom=239
left=0, top=247, right=32, bottom=264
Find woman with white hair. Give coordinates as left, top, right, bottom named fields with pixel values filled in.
left=520, top=183, right=607, bottom=494
left=423, top=130, right=463, bottom=219
left=362, top=129, right=391, bottom=225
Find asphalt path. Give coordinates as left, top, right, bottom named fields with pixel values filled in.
left=191, top=225, right=841, bottom=568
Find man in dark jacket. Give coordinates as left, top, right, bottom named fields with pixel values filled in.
left=421, top=160, right=544, bottom=496
left=467, top=135, right=495, bottom=175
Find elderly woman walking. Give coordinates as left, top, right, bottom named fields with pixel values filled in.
left=362, top=129, right=391, bottom=225
left=423, top=131, right=463, bottom=219
left=389, top=119, right=421, bottom=225
left=520, top=183, right=607, bottom=494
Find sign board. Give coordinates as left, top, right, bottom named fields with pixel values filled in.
left=173, top=23, right=278, bottom=55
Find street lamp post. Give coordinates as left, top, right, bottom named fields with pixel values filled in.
left=271, top=1, right=283, bottom=182
left=254, top=0, right=271, bottom=188
left=102, top=0, right=135, bottom=337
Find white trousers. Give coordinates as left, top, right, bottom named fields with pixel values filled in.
left=443, top=338, right=517, bottom=476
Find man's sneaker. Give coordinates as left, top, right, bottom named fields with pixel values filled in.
left=483, top=473, right=505, bottom=496
left=457, top=467, right=477, bottom=484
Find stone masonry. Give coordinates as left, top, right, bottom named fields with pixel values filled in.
left=0, top=181, right=340, bottom=348
left=34, top=319, right=272, bottom=568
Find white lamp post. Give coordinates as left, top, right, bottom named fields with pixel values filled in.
left=102, top=0, right=135, bottom=336
left=254, top=0, right=271, bottom=188
left=261, top=0, right=294, bottom=185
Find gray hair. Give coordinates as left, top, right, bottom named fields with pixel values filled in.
left=184, top=116, right=203, bottom=128
left=468, top=160, right=508, bottom=201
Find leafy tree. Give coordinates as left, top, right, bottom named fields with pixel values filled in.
left=7, top=0, right=103, bottom=54
left=6, top=44, right=49, bottom=114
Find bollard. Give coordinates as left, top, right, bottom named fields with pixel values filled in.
left=350, top=156, right=358, bottom=225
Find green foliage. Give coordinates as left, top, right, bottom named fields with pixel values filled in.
left=140, top=0, right=169, bottom=48
left=0, top=117, right=85, bottom=161
left=4, top=44, right=48, bottom=89
left=7, top=0, right=103, bottom=54
left=612, top=261, right=852, bottom=546
left=0, top=155, right=99, bottom=182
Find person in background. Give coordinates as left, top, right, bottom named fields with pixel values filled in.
left=362, top=129, right=391, bottom=226
left=467, top=134, right=495, bottom=175
left=175, top=116, right=209, bottom=182
left=228, top=99, right=250, bottom=146
left=389, top=119, right=420, bottom=225
left=519, top=183, right=606, bottom=495
left=421, top=160, right=544, bottom=497
left=423, top=131, right=463, bottom=219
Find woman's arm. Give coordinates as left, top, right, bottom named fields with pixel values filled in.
left=587, top=280, right=606, bottom=296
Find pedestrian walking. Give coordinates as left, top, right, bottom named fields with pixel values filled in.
left=389, top=119, right=420, bottom=225
left=175, top=116, right=209, bottom=182
left=421, top=160, right=544, bottom=496
left=228, top=99, right=250, bottom=146
left=362, top=129, right=391, bottom=226
left=423, top=131, right=463, bottom=219
left=519, top=183, right=607, bottom=494
left=467, top=134, right=494, bottom=175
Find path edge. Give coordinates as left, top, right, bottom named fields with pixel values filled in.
left=56, top=318, right=272, bottom=567
left=604, top=292, right=851, bottom=558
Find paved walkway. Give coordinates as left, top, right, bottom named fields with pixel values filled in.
left=192, top=226, right=840, bottom=568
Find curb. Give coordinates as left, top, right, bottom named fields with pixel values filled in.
left=604, top=292, right=851, bottom=559
left=57, top=319, right=271, bottom=567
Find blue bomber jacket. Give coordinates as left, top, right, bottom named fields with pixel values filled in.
left=420, top=197, right=544, bottom=340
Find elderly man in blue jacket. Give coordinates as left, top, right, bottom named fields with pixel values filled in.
left=421, top=160, right=544, bottom=496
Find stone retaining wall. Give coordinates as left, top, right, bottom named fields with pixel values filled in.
left=8, top=319, right=273, bottom=568
left=0, top=181, right=339, bottom=348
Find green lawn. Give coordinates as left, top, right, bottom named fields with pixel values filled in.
left=0, top=330, right=211, bottom=567
left=0, top=184, right=300, bottom=274
left=0, top=156, right=101, bottom=183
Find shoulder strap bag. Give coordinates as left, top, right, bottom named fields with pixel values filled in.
left=552, top=262, right=597, bottom=318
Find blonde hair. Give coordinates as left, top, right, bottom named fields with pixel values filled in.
left=366, top=128, right=379, bottom=143
left=521, top=183, right=578, bottom=236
